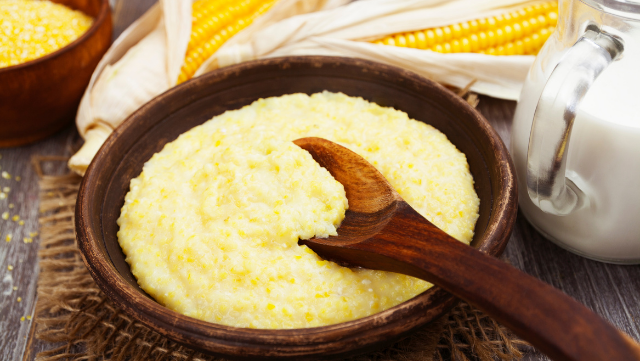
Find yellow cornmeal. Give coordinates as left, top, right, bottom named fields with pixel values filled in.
left=117, top=92, right=480, bottom=329
left=0, top=0, right=93, bottom=68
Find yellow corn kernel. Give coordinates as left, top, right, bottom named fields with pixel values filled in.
left=487, top=16, right=497, bottom=29
left=383, top=36, right=396, bottom=46
left=478, top=32, right=488, bottom=49
left=442, top=26, right=453, bottom=41
left=469, top=34, right=480, bottom=52
left=451, top=39, right=461, bottom=53
left=503, top=25, right=514, bottom=42
left=424, top=29, right=436, bottom=47
left=548, top=11, right=558, bottom=26
left=528, top=16, right=539, bottom=31
left=486, top=30, right=497, bottom=47
left=394, top=34, right=407, bottom=47
left=461, top=37, right=472, bottom=52
left=537, top=14, right=548, bottom=28
left=510, top=10, right=521, bottom=23
left=533, top=3, right=544, bottom=15
left=460, top=22, right=471, bottom=36
left=495, top=28, right=505, bottom=44
left=504, top=42, right=516, bottom=55
left=513, top=23, right=523, bottom=39
left=406, top=33, right=417, bottom=48
left=434, top=28, right=445, bottom=43
left=451, top=23, right=463, bottom=38
left=415, top=31, right=427, bottom=49
left=477, top=18, right=488, bottom=31
left=267, top=303, right=275, bottom=310
left=515, top=40, right=525, bottom=55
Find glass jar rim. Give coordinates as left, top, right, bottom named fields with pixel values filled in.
left=581, top=0, right=640, bottom=16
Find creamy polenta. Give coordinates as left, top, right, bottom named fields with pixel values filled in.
left=117, top=92, right=479, bottom=329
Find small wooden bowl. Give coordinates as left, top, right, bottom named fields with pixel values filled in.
left=0, top=0, right=111, bottom=148
left=76, top=56, right=517, bottom=359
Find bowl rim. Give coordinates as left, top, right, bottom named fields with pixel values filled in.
left=0, top=0, right=110, bottom=74
left=76, top=56, right=517, bottom=358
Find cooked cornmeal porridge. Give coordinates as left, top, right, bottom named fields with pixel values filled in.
left=117, top=92, right=479, bottom=329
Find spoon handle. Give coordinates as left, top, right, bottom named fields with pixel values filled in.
left=339, top=202, right=640, bottom=361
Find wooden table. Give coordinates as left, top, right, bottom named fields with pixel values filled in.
left=2, top=1, right=639, bottom=360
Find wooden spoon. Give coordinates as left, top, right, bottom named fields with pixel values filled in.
left=293, top=137, right=640, bottom=361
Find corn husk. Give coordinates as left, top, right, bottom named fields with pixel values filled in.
left=69, top=0, right=351, bottom=175
left=200, top=0, right=540, bottom=100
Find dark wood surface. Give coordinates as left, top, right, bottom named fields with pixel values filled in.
left=0, top=0, right=112, bottom=147
left=1, top=1, right=638, bottom=360
left=296, top=137, right=640, bottom=361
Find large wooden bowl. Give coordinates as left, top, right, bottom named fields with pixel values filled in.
left=0, top=0, right=111, bottom=148
left=76, top=56, right=517, bottom=359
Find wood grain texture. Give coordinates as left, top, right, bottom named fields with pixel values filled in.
left=295, top=137, right=640, bottom=361
left=0, top=0, right=111, bottom=148
left=0, top=126, right=79, bottom=361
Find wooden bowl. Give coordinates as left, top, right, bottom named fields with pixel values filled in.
left=0, top=0, right=111, bottom=148
left=76, top=56, right=517, bottom=359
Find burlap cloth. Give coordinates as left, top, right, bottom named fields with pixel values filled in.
left=31, top=100, right=531, bottom=360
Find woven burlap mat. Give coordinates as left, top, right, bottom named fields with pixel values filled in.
left=32, top=146, right=530, bottom=360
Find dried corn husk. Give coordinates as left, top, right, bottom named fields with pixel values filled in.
left=200, top=0, right=540, bottom=99
left=69, top=0, right=350, bottom=175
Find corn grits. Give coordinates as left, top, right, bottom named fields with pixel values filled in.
left=117, top=91, right=480, bottom=329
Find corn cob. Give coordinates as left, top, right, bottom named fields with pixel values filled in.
left=371, top=1, right=558, bottom=56
left=178, top=0, right=278, bottom=83
left=0, top=0, right=93, bottom=68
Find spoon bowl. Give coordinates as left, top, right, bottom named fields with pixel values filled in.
left=294, top=136, right=640, bottom=361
